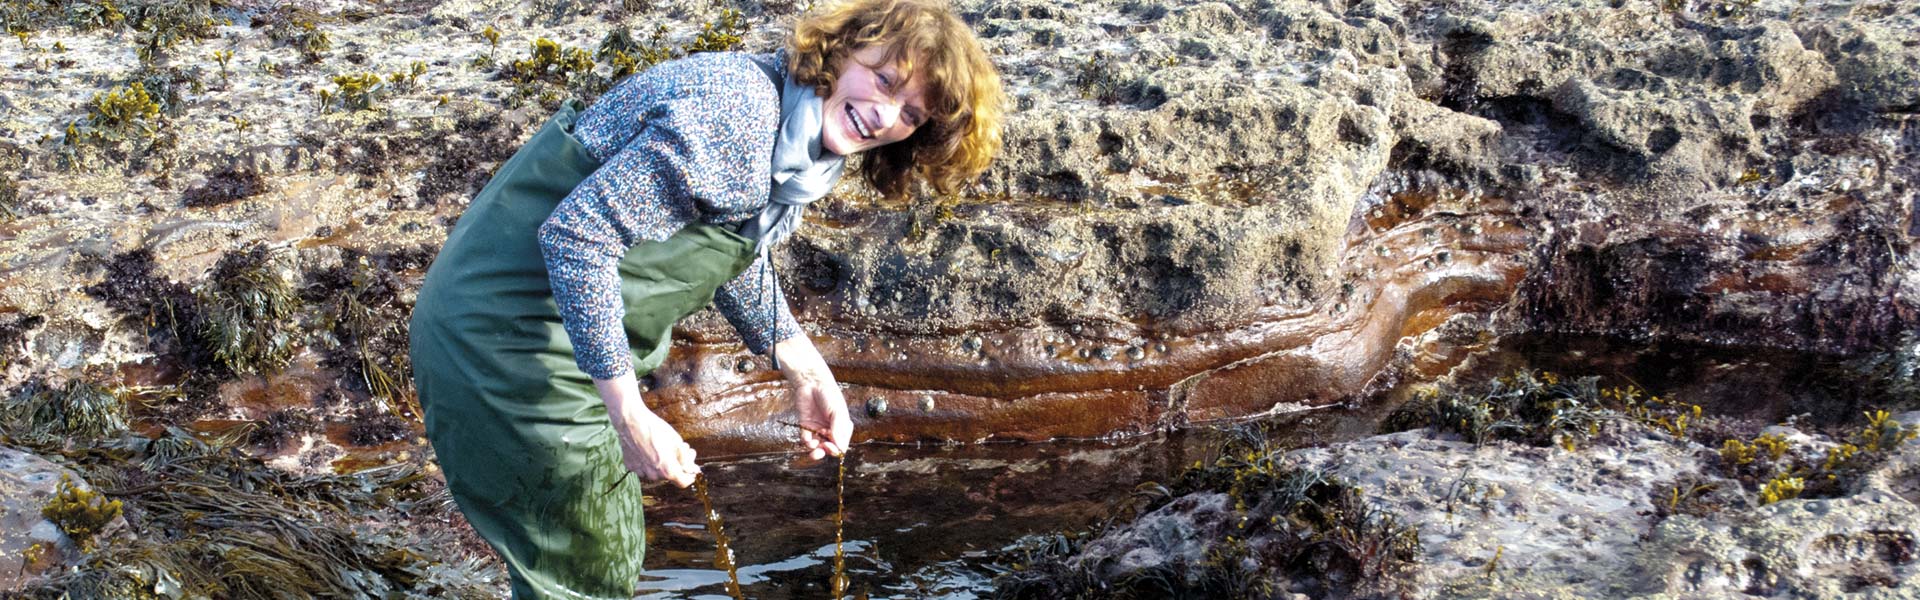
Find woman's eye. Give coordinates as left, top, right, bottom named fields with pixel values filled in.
left=877, top=72, right=893, bottom=90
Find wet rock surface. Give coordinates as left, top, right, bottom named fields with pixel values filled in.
left=0, top=447, right=121, bottom=593
left=0, top=0, right=1912, bottom=446
left=1024, top=410, right=1920, bottom=597
left=0, top=0, right=1915, bottom=593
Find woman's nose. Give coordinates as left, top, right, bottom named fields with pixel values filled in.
left=872, top=101, right=904, bottom=132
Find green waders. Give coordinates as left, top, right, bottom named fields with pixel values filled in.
left=408, top=101, right=758, bottom=599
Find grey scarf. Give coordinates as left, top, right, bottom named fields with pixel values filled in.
left=739, top=55, right=845, bottom=255
left=741, top=54, right=845, bottom=368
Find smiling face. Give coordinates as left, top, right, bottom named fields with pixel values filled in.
left=820, top=45, right=929, bottom=157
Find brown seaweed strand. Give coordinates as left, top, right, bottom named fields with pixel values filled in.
left=692, top=473, right=744, bottom=600
left=831, top=454, right=848, bottom=599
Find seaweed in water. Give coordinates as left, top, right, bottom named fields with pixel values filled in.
left=197, top=244, right=301, bottom=375
left=1378, top=369, right=1706, bottom=450
left=692, top=474, right=744, bottom=599
left=345, top=409, right=412, bottom=446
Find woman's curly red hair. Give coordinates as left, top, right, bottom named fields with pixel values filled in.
left=788, top=0, right=1005, bottom=199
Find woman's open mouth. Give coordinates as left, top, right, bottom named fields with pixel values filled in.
left=845, top=104, right=874, bottom=140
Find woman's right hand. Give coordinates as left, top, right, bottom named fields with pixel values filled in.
left=599, top=375, right=700, bottom=488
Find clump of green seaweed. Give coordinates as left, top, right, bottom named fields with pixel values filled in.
left=42, top=473, right=123, bottom=551
left=992, top=426, right=1420, bottom=599
left=7, top=428, right=500, bottom=599
left=319, top=72, right=386, bottom=113
left=125, top=0, right=222, bottom=64
left=1710, top=409, right=1918, bottom=505
left=503, top=37, right=595, bottom=105
left=196, top=244, right=301, bottom=375
left=260, top=7, right=330, bottom=63
left=3, top=377, right=131, bottom=444
left=1379, top=369, right=1704, bottom=451
left=494, top=9, right=749, bottom=107
left=1385, top=370, right=1919, bottom=515
left=67, top=0, right=126, bottom=32
left=595, top=24, right=676, bottom=80
left=60, top=68, right=201, bottom=173
left=64, top=82, right=162, bottom=160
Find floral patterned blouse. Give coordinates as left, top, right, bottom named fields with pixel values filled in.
left=537, top=51, right=802, bottom=381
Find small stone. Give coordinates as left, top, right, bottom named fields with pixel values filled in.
left=866, top=397, right=889, bottom=419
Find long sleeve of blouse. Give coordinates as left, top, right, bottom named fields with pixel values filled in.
left=536, top=53, right=805, bottom=381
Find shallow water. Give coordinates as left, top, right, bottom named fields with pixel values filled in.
left=632, top=333, right=1905, bottom=598
left=637, top=404, right=1380, bottom=599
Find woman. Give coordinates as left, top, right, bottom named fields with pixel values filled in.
left=407, top=0, right=1004, bottom=597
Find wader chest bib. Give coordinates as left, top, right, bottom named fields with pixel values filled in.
left=409, top=101, right=757, bottom=599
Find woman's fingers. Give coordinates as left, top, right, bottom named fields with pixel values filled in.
left=819, top=385, right=853, bottom=455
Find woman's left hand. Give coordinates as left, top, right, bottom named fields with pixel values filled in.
left=774, top=336, right=853, bottom=459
